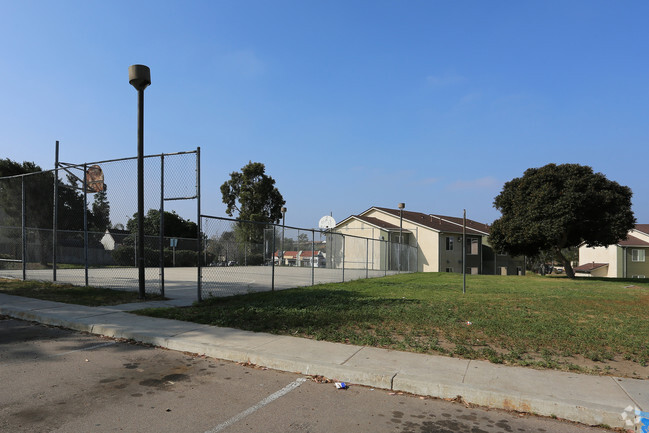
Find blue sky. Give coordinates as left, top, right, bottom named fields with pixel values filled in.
left=1, top=1, right=647, bottom=229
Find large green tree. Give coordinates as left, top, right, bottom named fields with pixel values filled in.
left=220, top=161, right=285, bottom=250
left=489, top=163, right=635, bottom=278
left=126, top=209, right=197, bottom=238
left=0, top=158, right=96, bottom=263
left=90, top=189, right=111, bottom=233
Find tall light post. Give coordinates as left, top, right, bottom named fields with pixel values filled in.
left=398, top=202, right=405, bottom=272
left=281, top=206, right=287, bottom=266
left=129, top=64, right=151, bottom=299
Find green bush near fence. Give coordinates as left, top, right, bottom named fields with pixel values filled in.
left=110, top=245, right=214, bottom=267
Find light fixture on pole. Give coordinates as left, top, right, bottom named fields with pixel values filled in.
left=398, top=202, right=405, bottom=272
left=129, top=64, right=151, bottom=299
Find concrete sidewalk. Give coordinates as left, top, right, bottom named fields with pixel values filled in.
left=1, top=292, right=647, bottom=430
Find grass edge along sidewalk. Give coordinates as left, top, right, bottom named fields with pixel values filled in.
left=134, top=272, right=649, bottom=379
left=0, top=278, right=164, bottom=306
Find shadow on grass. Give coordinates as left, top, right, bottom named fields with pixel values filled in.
left=573, top=276, right=649, bottom=284
left=0, top=278, right=166, bottom=306
left=136, top=288, right=422, bottom=334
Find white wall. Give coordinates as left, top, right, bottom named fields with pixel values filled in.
left=579, top=245, right=619, bottom=278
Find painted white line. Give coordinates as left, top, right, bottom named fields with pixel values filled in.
left=48, top=341, right=116, bottom=357
left=205, top=377, right=307, bottom=433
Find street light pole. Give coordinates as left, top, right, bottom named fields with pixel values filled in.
left=129, top=64, right=151, bottom=300
left=398, top=202, right=405, bottom=272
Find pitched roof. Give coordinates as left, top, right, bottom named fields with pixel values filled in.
left=350, top=215, right=403, bottom=231
left=618, top=234, right=649, bottom=247
left=634, top=224, right=649, bottom=236
left=574, top=262, right=608, bottom=272
left=370, top=207, right=489, bottom=236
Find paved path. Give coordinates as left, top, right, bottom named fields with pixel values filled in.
left=1, top=292, right=647, bottom=430
left=0, top=266, right=395, bottom=302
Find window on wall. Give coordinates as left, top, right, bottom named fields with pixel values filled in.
left=466, top=267, right=478, bottom=275
left=632, top=275, right=646, bottom=279
left=445, top=267, right=453, bottom=272
left=446, top=237, right=453, bottom=251
left=466, top=238, right=478, bottom=255
left=632, top=249, right=646, bottom=262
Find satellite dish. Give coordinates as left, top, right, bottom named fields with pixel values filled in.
left=318, top=215, right=336, bottom=229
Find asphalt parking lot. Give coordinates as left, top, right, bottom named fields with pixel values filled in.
left=1, top=317, right=608, bottom=433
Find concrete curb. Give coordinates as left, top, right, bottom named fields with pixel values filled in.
left=1, top=294, right=646, bottom=430
left=392, top=374, right=625, bottom=427
left=114, top=325, right=639, bottom=429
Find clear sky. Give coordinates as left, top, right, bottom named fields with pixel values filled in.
left=1, top=1, right=647, bottom=229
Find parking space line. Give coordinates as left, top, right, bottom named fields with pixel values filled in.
left=47, top=341, right=117, bottom=358
left=205, top=377, right=307, bottom=433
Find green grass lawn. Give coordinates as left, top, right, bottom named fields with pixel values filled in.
left=135, top=273, right=649, bottom=374
left=0, top=278, right=164, bottom=306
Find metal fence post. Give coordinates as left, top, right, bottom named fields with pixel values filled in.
left=342, top=235, right=345, bottom=283
left=159, top=154, right=165, bottom=297
left=384, top=238, right=387, bottom=277
left=366, top=238, right=369, bottom=279
left=463, top=209, right=466, bottom=294
left=21, top=176, right=26, bottom=281
left=311, top=229, right=315, bottom=286
left=196, top=147, right=202, bottom=302
left=416, top=227, right=419, bottom=272
left=407, top=242, right=410, bottom=272
left=53, top=140, right=59, bottom=282
left=83, top=163, right=89, bottom=287
left=271, top=225, right=276, bottom=292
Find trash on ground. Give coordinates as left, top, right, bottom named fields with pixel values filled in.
left=466, top=321, right=472, bottom=326
left=335, top=382, right=348, bottom=389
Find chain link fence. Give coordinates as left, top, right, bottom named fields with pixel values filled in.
left=200, top=216, right=416, bottom=299
left=0, top=149, right=199, bottom=296
left=1, top=148, right=418, bottom=302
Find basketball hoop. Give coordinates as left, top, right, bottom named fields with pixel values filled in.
left=85, top=165, right=105, bottom=193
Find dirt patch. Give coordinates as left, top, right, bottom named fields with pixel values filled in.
left=411, top=335, right=649, bottom=379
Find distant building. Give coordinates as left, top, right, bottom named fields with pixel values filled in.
left=274, top=250, right=326, bottom=267
left=576, top=224, right=649, bottom=278
left=100, top=228, right=131, bottom=251
left=331, top=206, right=525, bottom=275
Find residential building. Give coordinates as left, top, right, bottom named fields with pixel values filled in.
left=273, top=250, right=326, bottom=267
left=331, top=206, right=525, bottom=274
left=576, top=224, right=649, bottom=278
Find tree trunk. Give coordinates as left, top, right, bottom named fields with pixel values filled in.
left=555, top=247, right=575, bottom=278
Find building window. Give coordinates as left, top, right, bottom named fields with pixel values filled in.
left=466, top=267, right=478, bottom=275
left=632, top=275, right=646, bottom=279
left=446, top=237, right=453, bottom=251
left=445, top=267, right=453, bottom=273
left=498, top=266, right=507, bottom=276
left=466, top=238, right=478, bottom=255
left=632, top=249, right=645, bottom=262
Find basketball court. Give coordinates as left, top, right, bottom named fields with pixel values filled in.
left=0, top=266, right=398, bottom=303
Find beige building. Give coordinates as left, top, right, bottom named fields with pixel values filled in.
left=332, top=206, right=525, bottom=274
left=576, top=224, right=649, bottom=278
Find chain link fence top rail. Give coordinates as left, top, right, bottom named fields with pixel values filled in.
left=200, top=215, right=416, bottom=299
left=0, top=150, right=199, bottom=297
